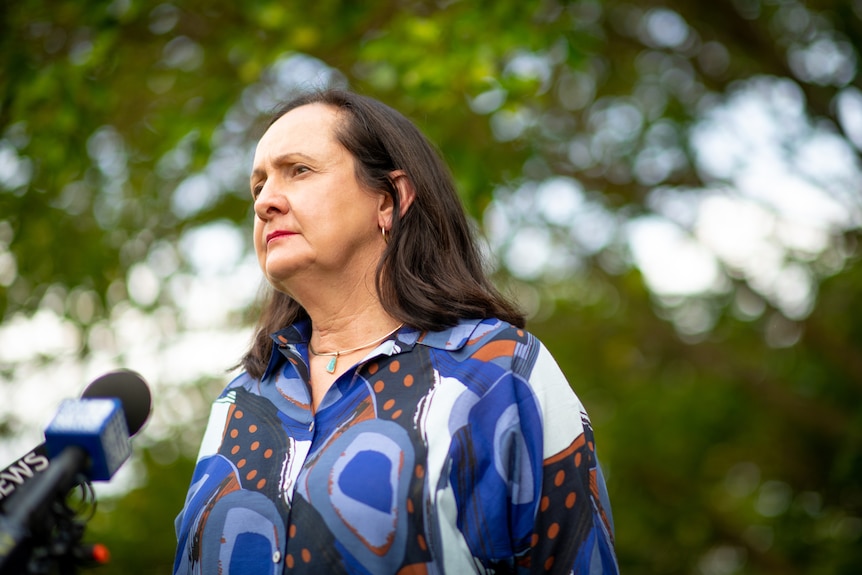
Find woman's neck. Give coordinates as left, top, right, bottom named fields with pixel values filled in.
left=288, top=271, right=398, bottom=353
left=306, top=303, right=401, bottom=353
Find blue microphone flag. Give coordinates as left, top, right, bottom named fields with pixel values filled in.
left=44, top=398, right=131, bottom=481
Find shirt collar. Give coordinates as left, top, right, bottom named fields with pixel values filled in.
left=411, top=318, right=489, bottom=350
left=262, top=317, right=490, bottom=380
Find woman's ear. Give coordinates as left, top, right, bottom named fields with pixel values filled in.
left=390, top=170, right=416, bottom=217
left=379, top=170, right=416, bottom=229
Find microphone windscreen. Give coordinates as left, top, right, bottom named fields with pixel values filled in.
left=81, top=370, right=152, bottom=436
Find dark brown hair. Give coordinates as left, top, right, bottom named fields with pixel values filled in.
left=241, top=89, right=524, bottom=378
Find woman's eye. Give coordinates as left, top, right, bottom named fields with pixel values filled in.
left=293, top=165, right=310, bottom=175
left=252, top=184, right=263, bottom=198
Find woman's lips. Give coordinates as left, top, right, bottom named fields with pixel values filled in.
left=266, top=230, right=296, bottom=244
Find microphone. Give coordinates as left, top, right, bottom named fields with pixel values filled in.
left=79, top=370, right=151, bottom=437
left=0, top=370, right=151, bottom=511
left=0, top=370, right=151, bottom=572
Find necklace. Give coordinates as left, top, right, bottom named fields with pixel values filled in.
left=309, top=323, right=404, bottom=374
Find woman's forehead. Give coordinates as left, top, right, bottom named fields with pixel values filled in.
left=254, top=104, right=345, bottom=162
left=265, top=104, right=338, bottom=142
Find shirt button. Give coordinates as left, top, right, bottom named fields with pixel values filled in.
left=272, top=550, right=282, bottom=563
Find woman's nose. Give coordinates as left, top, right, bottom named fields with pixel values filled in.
left=253, top=182, right=287, bottom=220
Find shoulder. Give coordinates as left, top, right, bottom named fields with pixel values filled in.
left=212, top=370, right=258, bottom=398
left=469, top=318, right=547, bottom=368
left=461, top=320, right=586, bottom=416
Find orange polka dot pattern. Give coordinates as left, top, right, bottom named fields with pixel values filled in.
left=530, top=418, right=613, bottom=572
left=368, top=358, right=425, bottom=427
left=217, top=391, right=289, bottom=506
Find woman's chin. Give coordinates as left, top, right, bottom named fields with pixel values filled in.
left=263, top=263, right=298, bottom=285
left=263, top=258, right=315, bottom=287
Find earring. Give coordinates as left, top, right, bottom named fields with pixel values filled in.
left=381, top=226, right=389, bottom=243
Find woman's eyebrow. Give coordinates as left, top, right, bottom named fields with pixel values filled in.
left=251, top=152, right=318, bottom=181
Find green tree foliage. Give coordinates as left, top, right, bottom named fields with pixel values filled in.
left=1, top=1, right=861, bottom=573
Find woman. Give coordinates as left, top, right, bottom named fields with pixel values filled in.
left=174, top=89, right=618, bottom=574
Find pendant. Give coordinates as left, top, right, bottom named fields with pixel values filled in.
left=325, top=355, right=337, bottom=374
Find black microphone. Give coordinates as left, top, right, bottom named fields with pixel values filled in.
left=78, top=370, right=151, bottom=438
left=0, top=370, right=151, bottom=511
left=0, top=370, right=151, bottom=572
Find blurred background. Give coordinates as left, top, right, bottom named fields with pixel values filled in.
left=2, top=0, right=861, bottom=573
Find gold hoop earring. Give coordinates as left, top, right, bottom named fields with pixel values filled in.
left=381, top=226, right=388, bottom=243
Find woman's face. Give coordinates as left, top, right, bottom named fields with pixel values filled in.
left=250, top=104, right=384, bottom=294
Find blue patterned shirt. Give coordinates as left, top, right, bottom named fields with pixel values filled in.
left=174, top=318, right=618, bottom=574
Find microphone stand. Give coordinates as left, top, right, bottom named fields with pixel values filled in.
left=0, top=447, right=103, bottom=574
